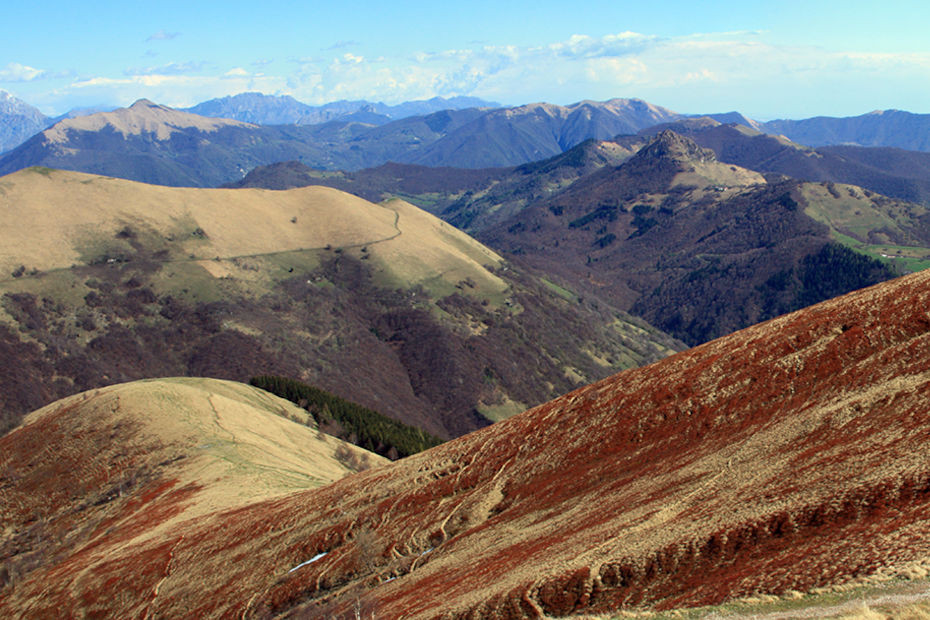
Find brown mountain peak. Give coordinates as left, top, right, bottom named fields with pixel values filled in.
left=128, top=98, right=161, bottom=109
left=637, top=128, right=718, bottom=164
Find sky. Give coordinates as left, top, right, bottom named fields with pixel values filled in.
left=2, top=0, right=929, bottom=120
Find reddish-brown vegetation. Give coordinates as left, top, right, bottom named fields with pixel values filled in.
left=5, top=270, right=930, bottom=618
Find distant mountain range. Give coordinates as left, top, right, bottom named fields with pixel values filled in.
left=763, top=108, right=930, bottom=151
left=0, top=98, right=684, bottom=184
left=4, top=90, right=930, bottom=180
left=184, top=92, right=498, bottom=125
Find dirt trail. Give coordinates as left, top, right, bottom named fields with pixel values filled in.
left=0, top=207, right=403, bottom=286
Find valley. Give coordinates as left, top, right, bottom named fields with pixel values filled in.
left=0, top=167, right=678, bottom=440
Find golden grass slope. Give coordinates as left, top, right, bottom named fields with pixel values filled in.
left=42, top=99, right=254, bottom=143
left=0, top=377, right=386, bottom=609
left=4, top=377, right=386, bottom=518
left=0, top=166, right=507, bottom=300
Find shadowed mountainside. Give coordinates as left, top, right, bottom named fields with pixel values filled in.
left=5, top=266, right=930, bottom=618
left=646, top=118, right=930, bottom=206
left=0, top=91, right=49, bottom=155
left=480, top=131, right=907, bottom=345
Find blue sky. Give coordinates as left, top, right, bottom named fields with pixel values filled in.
left=3, top=0, right=929, bottom=119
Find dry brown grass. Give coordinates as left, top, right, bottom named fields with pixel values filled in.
left=12, top=377, right=388, bottom=520
left=42, top=100, right=253, bottom=143
left=0, top=168, right=507, bottom=302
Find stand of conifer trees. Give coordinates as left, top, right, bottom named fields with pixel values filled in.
left=250, top=375, right=444, bottom=459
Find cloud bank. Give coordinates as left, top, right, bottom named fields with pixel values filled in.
left=0, top=63, right=45, bottom=82
left=18, top=31, right=930, bottom=117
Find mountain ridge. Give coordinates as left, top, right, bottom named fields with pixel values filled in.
left=184, top=92, right=500, bottom=125
left=0, top=90, right=49, bottom=154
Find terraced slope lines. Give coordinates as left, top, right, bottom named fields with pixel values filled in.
left=0, top=378, right=386, bottom=611
left=5, top=269, right=930, bottom=617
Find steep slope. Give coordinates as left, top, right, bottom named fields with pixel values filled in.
left=5, top=267, right=930, bottom=618
left=0, top=167, right=680, bottom=437
left=0, top=91, right=49, bottom=154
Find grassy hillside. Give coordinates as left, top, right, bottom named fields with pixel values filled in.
left=0, top=167, right=506, bottom=299
left=801, top=182, right=930, bottom=271
left=0, top=167, right=681, bottom=437
left=0, top=377, right=386, bottom=597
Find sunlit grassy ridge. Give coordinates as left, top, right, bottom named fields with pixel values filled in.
left=0, top=167, right=507, bottom=303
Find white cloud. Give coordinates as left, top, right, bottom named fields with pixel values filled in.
left=38, top=31, right=930, bottom=118
left=125, top=62, right=206, bottom=76
left=62, top=72, right=289, bottom=109
left=547, top=32, right=658, bottom=59
left=146, top=30, right=180, bottom=42
left=0, top=62, right=45, bottom=82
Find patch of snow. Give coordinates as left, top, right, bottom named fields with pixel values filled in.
left=287, top=551, right=328, bottom=573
